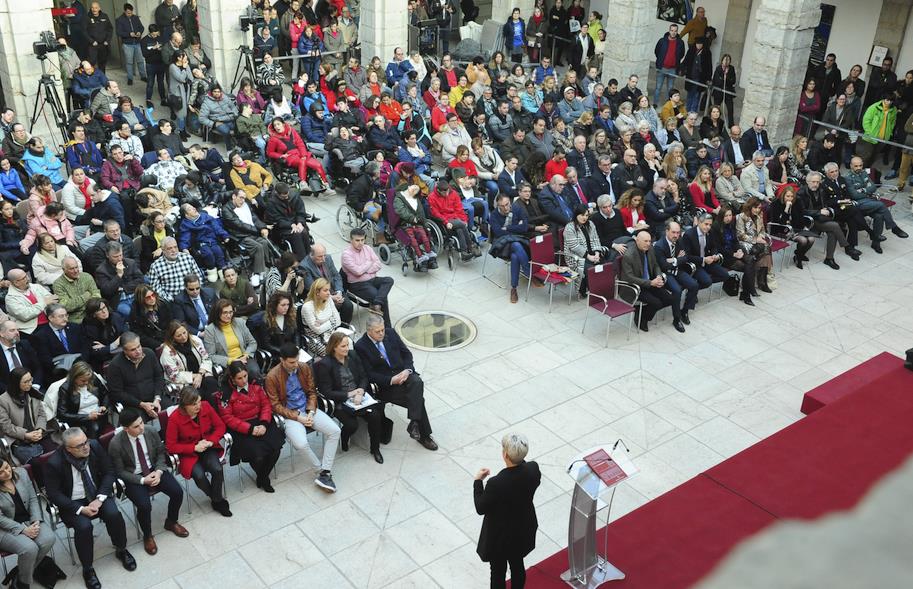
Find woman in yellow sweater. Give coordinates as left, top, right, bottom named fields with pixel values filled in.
left=202, top=299, right=262, bottom=381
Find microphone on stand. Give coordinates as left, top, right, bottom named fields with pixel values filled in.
left=613, top=439, right=630, bottom=452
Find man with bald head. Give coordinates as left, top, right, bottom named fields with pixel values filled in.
left=299, top=244, right=354, bottom=323
left=5, top=269, right=57, bottom=335
left=0, top=320, right=43, bottom=394
left=538, top=174, right=574, bottom=226
left=621, top=229, right=682, bottom=333
left=612, top=148, right=649, bottom=196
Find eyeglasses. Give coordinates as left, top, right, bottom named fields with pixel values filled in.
left=187, top=286, right=200, bottom=292
left=67, top=440, right=90, bottom=450
left=144, top=292, right=157, bottom=299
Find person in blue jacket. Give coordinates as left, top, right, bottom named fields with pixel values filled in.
left=502, top=9, right=526, bottom=64
left=71, top=61, right=109, bottom=108
left=0, top=157, right=26, bottom=202
left=21, top=138, right=67, bottom=190
left=178, top=202, right=230, bottom=270
left=65, top=126, right=105, bottom=177
left=385, top=47, right=414, bottom=87
left=296, top=25, right=324, bottom=88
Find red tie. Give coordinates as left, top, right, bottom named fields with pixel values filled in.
left=576, top=184, right=586, bottom=204
left=136, top=438, right=151, bottom=475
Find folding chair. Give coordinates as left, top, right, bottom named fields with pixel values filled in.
left=581, top=259, right=640, bottom=345
left=525, top=232, right=576, bottom=312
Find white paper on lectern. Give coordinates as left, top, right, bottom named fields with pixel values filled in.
left=566, top=445, right=639, bottom=511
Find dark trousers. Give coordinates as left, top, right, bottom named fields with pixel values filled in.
left=336, top=296, right=354, bottom=324
left=665, top=271, right=699, bottom=313
left=834, top=208, right=862, bottom=247
left=280, top=230, right=310, bottom=260
left=639, top=285, right=675, bottom=323
left=378, top=373, right=432, bottom=438
left=249, top=450, right=281, bottom=482
left=490, top=555, right=526, bottom=589
left=146, top=63, right=167, bottom=101
left=692, top=262, right=729, bottom=287
left=812, top=218, right=849, bottom=258
left=336, top=404, right=384, bottom=452
left=60, top=497, right=127, bottom=570
left=88, top=43, right=111, bottom=71
left=347, top=276, right=395, bottom=325
left=123, top=471, right=184, bottom=538
left=855, top=198, right=896, bottom=235
left=190, top=447, right=224, bottom=502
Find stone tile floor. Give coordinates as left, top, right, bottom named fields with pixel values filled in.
left=44, top=186, right=913, bottom=588
left=36, top=70, right=913, bottom=588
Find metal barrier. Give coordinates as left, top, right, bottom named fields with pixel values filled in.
left=802, top=115, right=910, bottom=151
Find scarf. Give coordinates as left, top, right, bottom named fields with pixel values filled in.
left=63, top=450, right=97, bottom=498
left=77, top=178, right=92, bottom=210
left=175, top=340, right=200, bottom=373
left=533, top=13, right=544, bottom=25
left=37, top=247, right=66, bottom=270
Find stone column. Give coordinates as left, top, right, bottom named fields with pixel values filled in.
left=359, top=0, right=408, bottom=65
left=0, top=0, right=60, bottom=126
left=491, top=0, right=535, bottom=24
left=198, top=0, right=251, bottom=90
left=600, top=0, right=655, bottom=88
left=738, top=0, right=820, bottom=147
left=719, top=0, right=753, bottom=78
left=872, top=0, right=913, bottom=64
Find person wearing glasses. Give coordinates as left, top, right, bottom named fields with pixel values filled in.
left=44, top=427, right=135, bottom=589
left=202, top=299, right=260, bottom=382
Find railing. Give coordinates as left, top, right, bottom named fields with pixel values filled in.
left=801, top=115, right=910, bottom=151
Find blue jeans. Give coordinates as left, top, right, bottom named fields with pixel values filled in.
left=117, top=293, right=134, bottom=317
left=122, top=43, right=147, bottom=81
left=461, top=197, right=489, bottom=230
left=145, top=63, right=166, bottom=101
left=196, top=243, right=226, bottom=269
left=482, top=180, right=499, bottom=202
left=254, top=135, right=267, bottom=162
left=686, top=88, right=703, bottom=113
left=654, top=67, right=676, bottom=105
left=508, top=242, right=530, bottom=288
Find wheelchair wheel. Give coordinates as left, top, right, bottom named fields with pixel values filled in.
left=425, top=220, right=444, bottom=254
left=447, top=249, right=454, bottom=270
left=378, top=243, right=392, bottom=264
left=336, top=205, right=360, bottom=242
left=401, top=261, right=409, bottom=275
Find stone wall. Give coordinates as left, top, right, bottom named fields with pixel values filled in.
left=600, top=0, right=655, bottom=89
left=872, top=0, right=913, bottom=63
left=198, top=0, right=251, bottom=91
left=0, top=0, right=60, bottom=125
left=360, top=0, right=409, bottom=65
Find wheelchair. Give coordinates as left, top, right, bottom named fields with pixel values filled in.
left=425, top=213, right=482, bottom=271
left=268, top=158, right=327, bottom=197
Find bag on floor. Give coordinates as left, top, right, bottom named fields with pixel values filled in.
left=722, top=274, right=740, bottom=296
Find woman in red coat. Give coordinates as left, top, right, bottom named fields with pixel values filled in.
left=215, top=361, right=285, bottom=493
left=617, top=189, right=649, bottom=233
left=428, top=179, right=477, bottom=259
left=689, top=165, right=722, bottom=214
left=165, top=387, right=231, bottom=517
left=266, top=118, right=329, bottom=190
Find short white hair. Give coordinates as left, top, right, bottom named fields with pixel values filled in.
left=502, top=433, right=529, bottom=463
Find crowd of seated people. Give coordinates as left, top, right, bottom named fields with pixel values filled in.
left=0, top=2, right=909, bottom=586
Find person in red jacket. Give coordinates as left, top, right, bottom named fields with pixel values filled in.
left=448, top=145, right=479, bottom=178
left=378, top=92, right=404, bottom=127
left=164, top=387, right=232, bottom=517
left=215, top=361, right=286, bottom=492
left=428, top=179, right=479, bottom=260
left=266, top=118, right=329, bottom=191
left=689, top=165, right=722, bottom=214
left=544, top=147, right=568, bottom=181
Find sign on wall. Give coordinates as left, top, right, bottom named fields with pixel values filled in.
left=657, top=0, right=693, bottom=25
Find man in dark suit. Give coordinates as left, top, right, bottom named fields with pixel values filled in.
left=0, top=320, right=43, bottom=394
left=474, top=433, right=541, bottom=589
left=94, top=240, right=146, bottom=317
left=170, top=274, right=218, bottom=336
left=654, top=220, right=699, bottom=325
left=109, top=408, right=189, bottom=556
left=722, top=125, right=750, bottom=168
left=620, top=230, right=683, bottom=332
left=585, top=154, right=616, bottom=204
left=537, top=175, right=573, bottom=227
left=355, top=315, right=437, bottom=450
left=298, top=244, right=354, bottom=323
left=30, top=304, right=93, bottom=379
left=497, top=156, right=528, bottom=199
left=44, top=427, right=136, bottom=589
left=561, top=167, right=592, bottom=208
left=566, top=135, right=598, bottom=178
left=740, top=116, right=773, bottom=158
left=611, top=149, right=649, bottom=197
left=590, top=195, right=632, bottom=261
left=681, top=213, right=731, bottom=288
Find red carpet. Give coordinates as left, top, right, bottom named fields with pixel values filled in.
left=522, top=354, right=913, bottom=588
left=801, top=351, right=902, bottom=414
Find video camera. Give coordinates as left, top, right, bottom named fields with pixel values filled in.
left=239, top=6, right=265, bottom=32
left=33, top=31, right=63, bottom=58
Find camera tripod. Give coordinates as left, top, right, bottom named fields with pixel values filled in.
left=28, top=56, right=70, bottom=148
left=230, top=45, right=257, bottom=94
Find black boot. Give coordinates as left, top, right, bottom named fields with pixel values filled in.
left=758, top=268, right=772, bottom=293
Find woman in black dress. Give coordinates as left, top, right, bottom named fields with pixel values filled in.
left=214, top=361, right=285, bottom=492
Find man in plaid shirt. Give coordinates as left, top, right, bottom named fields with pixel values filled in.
left=148, top=237, right=204, bottom=301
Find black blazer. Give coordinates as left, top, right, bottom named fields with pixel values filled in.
left=0, top=341, right=43, bottom=395
left=31, top=323, right=92, bottom=377
left=740, top=128, right=771, bottom=157
left=171, top=288, right=218, bottom=335
left=314, top=352, right=369, bottom=404
left=94, top=258, right=145, bottom=312
left=56, top=377, right=109, bottom=432
left=43, top=441, right=116, bottom=516
left=354, top=331, right=416, bottom=389
left=653, top=236, right=693, bottom=275
left=680, top=226, right=721, bottom=265
left=129, top=303, right=174, bottom=351
left=474, top=461, right=541, bottom=561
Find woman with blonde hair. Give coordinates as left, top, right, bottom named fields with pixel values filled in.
left=786, top=135, right=811, bottom=183
left=736, top=197, right=774, bottom=293
left=614, top=101, right=637, bottom=131
left=31, top=232, right=81, bottom=287
left=715, top=162, right=747, bottom=207
left=300, top=278, right=341, bottom=357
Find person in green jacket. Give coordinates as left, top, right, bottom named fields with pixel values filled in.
left=857, top=93, right=897, bottom=166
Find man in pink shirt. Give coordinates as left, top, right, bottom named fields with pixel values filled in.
left=340, top=227, right=395, bottom=326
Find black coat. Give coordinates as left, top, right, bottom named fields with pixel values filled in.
left=128, top=302, right=173, bottom=350
left=94, top=258, right=145, bottom=311
left=44, top=441, right=116, bottom=516
left=474, top=461, right=541, bottom=561
left=680, top=46, right=712, bottom=90
left=220, top=203, right=266, bottom=237
left=31, top=323, right=92, bottom=378
left=56, top=377, right=108, bottom=432
left=264, top=193, right=308, bottom=232
left=0, top=341, right=43, bottom=395
left=313, top=352, right=369, bottom=404
left=354, top=331, right=416, bottom=389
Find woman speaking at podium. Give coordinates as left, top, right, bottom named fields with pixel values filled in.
left=473, top=433, right=541, bottom=589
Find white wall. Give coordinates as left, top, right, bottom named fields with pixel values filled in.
left=590, top=0, right=730, bottom=69
left=897, top=13, right=913, bottom=74
left=741, top=0, right=882, bottom=89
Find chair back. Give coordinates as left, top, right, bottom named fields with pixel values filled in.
left=140, top=152, right=159, bottom=168
left=529, top=232, right=555, bottom=266
left=31, top=451, right=54, bottom=491
left=157, top=410, right=170, bottom=438
left=385, top=188, right=402, bottom=230
left=98, top=430, right=116, bottom=451
left=587, top=261, right=618, bottom=301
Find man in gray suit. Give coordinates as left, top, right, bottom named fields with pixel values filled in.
left=109, top=408, right=189, bottom=556
left=620, top=229, right=681, bottom=333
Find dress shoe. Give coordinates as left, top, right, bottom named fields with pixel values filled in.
left=407, top=420, right=421, bottom=440
left=140, top=77, right=148, bottom=82
left=143, top=536, right=158, bottom=555
left=681, top=311, right=690, bottom=325
left=509, top=287, right=519, bottom=303
left=115, top=549, right=137, bottom=571
left=369, top=304, right=384, bottom=316
left=212, top=500, right=233, bottom=517
left=638, top=318, right=649, bottom=332
left=258, top=477, right=275, bottom=493
left=419, top=436, right=439, bottom=451
left=823, top=258, right=840, bottom=270
left=372, top=450, right=384, bottom=464
left=893, top=226, right=909, bottom=238
left=340, top=435, right=350, bottom=451
left=872, top=241, right=883, bottom=254
left=799, top=253, right=810, bottom=261
left=874, top=234, right=888, bottom=242
left=127, top=79, right=134, bottom=86
left=741, top=293, right=755, bottom=306
left=83, top=568, right=101, bottom=589
left=164, top=520, right=190, bottom=537
left=672, top=320, right=686, bottom=333
left=793, top=254, right=804, bottom=269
